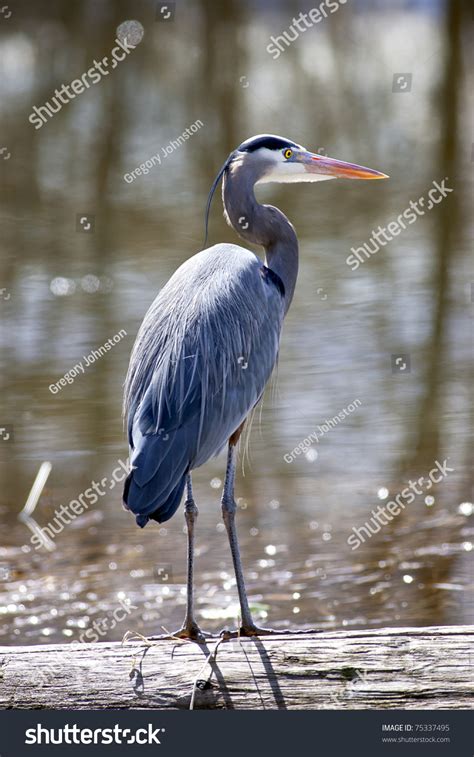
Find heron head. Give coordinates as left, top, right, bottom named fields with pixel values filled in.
left=235, top=134, right=389, bottom=185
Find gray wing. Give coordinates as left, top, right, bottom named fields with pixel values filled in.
left=123, top=243, right=285, bottom=526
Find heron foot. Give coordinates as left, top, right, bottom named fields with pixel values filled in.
left=172, top=621, right=207, bottom=642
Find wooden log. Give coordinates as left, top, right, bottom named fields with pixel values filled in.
left=1, top=626, right=472, bottom=710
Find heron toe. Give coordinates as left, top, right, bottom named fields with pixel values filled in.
left=239, top=624, right=282, bottom=637
left=220, top=624, right=283, bottom=638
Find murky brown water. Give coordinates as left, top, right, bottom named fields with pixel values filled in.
left=0, top=1, right=472, bottom=646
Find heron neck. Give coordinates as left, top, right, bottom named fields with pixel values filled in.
left=222, top=169, right=298, bottom=312
left=264, top=235, right=299, bottom=313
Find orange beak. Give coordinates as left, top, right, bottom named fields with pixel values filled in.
left=301, top=151, right=389, bottom=180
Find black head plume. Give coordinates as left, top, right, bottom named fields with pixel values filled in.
left=203, top=151, right=235, bottom=249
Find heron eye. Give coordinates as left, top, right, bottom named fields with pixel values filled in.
left=283, top=148, right=293, bottom=159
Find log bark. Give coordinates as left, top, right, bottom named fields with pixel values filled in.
left=1, top=625, right=472, bottom=710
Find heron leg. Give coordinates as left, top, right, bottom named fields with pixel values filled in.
left=221, top=443, right=262, bottom=635
left=174, top=474, right=205, bottom=641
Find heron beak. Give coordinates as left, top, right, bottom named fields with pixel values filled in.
left=301, top=151, right=389, bottom=180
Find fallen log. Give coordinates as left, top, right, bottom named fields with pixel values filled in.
left=1, top=625, right=472, bottom=710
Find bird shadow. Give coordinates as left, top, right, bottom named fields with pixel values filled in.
left=193, top=639, right=236, bottom=710
left=251, top=637, right=287, bottom=710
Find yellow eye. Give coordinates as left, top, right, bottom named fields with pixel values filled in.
left=283, top=148, right=293, bottom=159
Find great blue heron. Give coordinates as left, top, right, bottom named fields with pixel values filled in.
left=123, top=134, right=387, bottom=639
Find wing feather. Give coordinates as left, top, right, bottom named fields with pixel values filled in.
left=123, top=243, right=284, bottom=525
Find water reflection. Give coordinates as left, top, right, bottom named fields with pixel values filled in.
left=0, top=0, right=472, bottom=645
